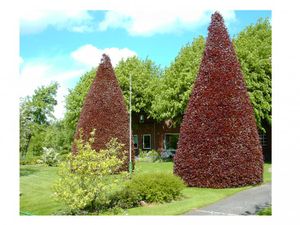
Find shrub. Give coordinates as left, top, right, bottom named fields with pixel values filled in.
left=20, top=155, right=43, bottom=165
left=113, top=172, right=185, bottom=208
left=53, top=131, right=128, bottom=213
left=138, top=149, right=161, bottom=162
left=174, top=12, right=263, bottom=188
left=41, top=147, right=59, bottom=166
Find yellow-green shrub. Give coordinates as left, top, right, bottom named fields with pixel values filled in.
left=53, top=130, right=128, bottom=213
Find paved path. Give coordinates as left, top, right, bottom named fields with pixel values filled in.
left=186, top=183, right=271, bottom=216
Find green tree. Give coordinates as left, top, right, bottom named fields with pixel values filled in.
left=43, top=120, right=74, bottom=154
left=20, top=82, right=58, bottom=157
left=150, top=36, right=206, bottom=126
left=115, top=56, right=161, bottom=114
left=233, top=18, right=272, bottom=132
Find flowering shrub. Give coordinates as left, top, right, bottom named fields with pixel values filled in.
left=138, top=149, right=160, bottom=162
left=174, top=12, right=263, bottom=188
left=53, top=131, right=128, bottom=213
left=72, top=54, right=134, bottom=171
left=41, top=147, right=59, bottom=166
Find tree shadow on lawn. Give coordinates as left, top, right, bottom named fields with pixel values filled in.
left=20, top=167, right=39, bottom=177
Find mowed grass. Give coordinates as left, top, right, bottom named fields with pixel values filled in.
left=20, top=165, right=64, bottom=215
left=20, top=162, right=272, bottom=215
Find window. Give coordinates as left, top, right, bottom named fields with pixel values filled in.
left=133, top=135, right=138, bottom=149
left=259, top=133, right=268, bottom=147
left=139, top=114, right=145, bottom=123
left=143, top=134, right=151, bottom=149
left=164, top=133, right=179, bottom=151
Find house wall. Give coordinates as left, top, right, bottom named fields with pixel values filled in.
left=132, top=113, right=180, bottom=155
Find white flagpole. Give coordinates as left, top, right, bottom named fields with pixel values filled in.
left=129, top=73, right=132, bottom=174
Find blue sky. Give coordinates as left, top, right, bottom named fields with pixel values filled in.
left=19, top=10, right=271, bottom=119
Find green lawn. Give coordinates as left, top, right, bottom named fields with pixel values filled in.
left=257, top=206, right=272, bottom=216
left=20, top=165, right=64, bottom=215
left=20, top=162, right=271, bottom=215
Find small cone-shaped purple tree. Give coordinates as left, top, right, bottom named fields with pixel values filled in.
left=174, top=12, right=263, bottom=188
left=72, top=54, right=134, bottom=171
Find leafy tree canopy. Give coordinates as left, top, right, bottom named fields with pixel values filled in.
left=150, top=36, right=206, bottom=126
left=115, top=56, right=161, bottom=114
left=233, top=18, right=272, bottom=132
left=20, top=82, right=58, bottom=157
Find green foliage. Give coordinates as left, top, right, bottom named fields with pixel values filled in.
left=233, top=18, right=272, bottom=132
left=42, top=120, right=74, bottom=154
left=150, top=36, right=206, bottom=126
left=257, top=206, right=272, bottom=215
left=115, top=56, right=161, bottom=114
left=113, top=172, right=185, bottom=208
left=53, top=131, right=128, bottom=213
left=26, top=126, right=47, bottom=156
left=20, top=155, right=42, bottom=165
left=20, top=83, right=58, bottom=157
left=41, top=147, right=59, bottom=166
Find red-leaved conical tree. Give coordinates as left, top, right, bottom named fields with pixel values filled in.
left=174, top=12, right=263, bottom=188
left=72, top=54, right=134, bottom=171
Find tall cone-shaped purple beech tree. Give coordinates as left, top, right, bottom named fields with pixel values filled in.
left=72, top=54, right=134, bottom=171
left=174, top=12, right=263, bottom=188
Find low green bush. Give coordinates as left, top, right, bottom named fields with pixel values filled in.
left=113, top=172, right=185, bottom=208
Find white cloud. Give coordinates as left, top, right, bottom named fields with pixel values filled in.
left=71, top=44, right=137, bottom=67
left=99, top=9, right=236, bottom=36
left=53, top=85, right=69, bottom=120
left=19, top=59, right=85, bottom=119
left=20, top=10, right=94, bottom=34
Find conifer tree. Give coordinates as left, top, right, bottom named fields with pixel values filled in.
left=174, top=12, right=263, bottom=188
left=72, top=54, right=134, bottom=171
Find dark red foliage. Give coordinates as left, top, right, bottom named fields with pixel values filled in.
left=72, top=54, right=134, bottom=171
left=174, top=12, right=263, bottom=188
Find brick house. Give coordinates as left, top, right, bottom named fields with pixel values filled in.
left=132, top=112, right=271, bottom=162
left=132, top=113, right=180, bottom=156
